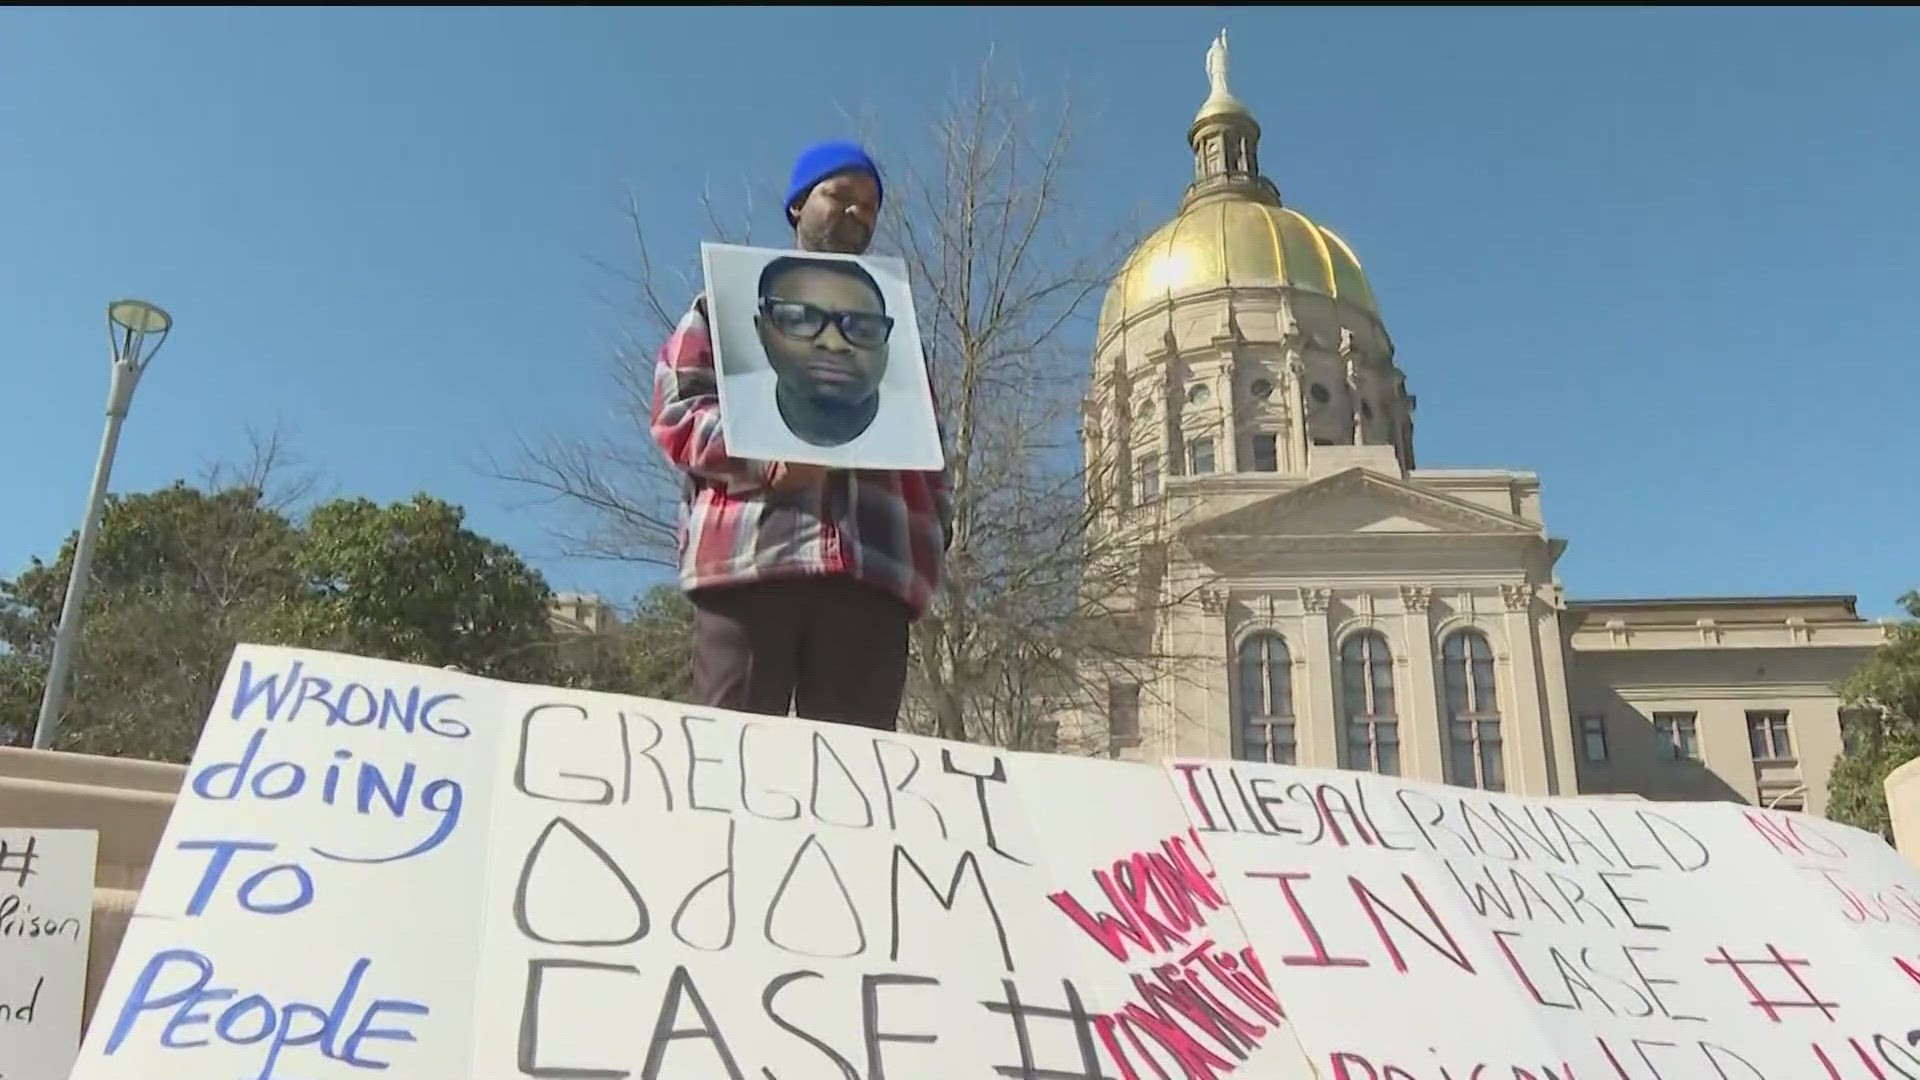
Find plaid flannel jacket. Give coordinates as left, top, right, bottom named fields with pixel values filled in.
left=648, top=294, right=951, bottom=619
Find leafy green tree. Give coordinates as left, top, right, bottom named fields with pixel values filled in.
left=614, top=584, right=693, bottom=700
left=270, top=495, right=559, bottom=681
left=0, top=485, right=574, bottom=761
left=543, top=584, right=693, bottom=701
left=0, top=483, right=301, bottom=760
left=1827, top=590, right=1920, bottom=838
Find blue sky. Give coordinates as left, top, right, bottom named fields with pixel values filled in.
left=3, top=7, right=1916, bottom=617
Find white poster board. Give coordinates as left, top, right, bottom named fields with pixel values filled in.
left=703, top=242, right=944, bottom=471
left=0, top=827, right=96, bottom=1080
left=1164, top=758, right=1920, bottom=1078
left=70, top=645, right=1920, bottom=1079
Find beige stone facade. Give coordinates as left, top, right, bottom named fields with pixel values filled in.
left=1081, top=36, right=1886, bottom=816
left=0, top=746, right=183, bottom=1030
left=549, top=591, right=617, bottom=635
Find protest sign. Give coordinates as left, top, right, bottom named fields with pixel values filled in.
left=69, top=645, right=1920, bottom=1080
left=1167, top=759, right=1920, bottom=1078
left=0, top=828, right=96, bottom=1080
left=71, top=648, right=496, bottom=1080
left=703, top=242, right=944, bottom=471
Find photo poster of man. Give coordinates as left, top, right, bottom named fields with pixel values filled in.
left=702, top=241, right=945, bottom=471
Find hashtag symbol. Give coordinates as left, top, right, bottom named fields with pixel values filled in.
left=982, top=980, right=1113, bottom=1080
left=0, top=836, right=38, bottom=889
left=1705, top=944, right=1838, bottom=1022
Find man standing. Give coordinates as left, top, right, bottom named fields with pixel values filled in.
left=650, top=141, right=951, bottom=731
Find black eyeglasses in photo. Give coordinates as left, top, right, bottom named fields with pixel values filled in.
left=759, top=297, right=895, bottom=350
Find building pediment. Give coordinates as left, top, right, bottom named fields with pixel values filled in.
left=1182, top=468, right=1544, bottom=540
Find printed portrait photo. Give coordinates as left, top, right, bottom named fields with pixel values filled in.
left=703, top=242, right=944, bottom=471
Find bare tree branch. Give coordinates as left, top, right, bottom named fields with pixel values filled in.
left=490, top=181, right=761, bottom=569
left=848, top=55, right=1216, bottom=752
left=198, top=424, right=326, bottom=513
left=499, top=53, right=1213, bottom=755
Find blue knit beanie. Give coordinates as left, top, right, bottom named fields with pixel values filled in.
left=785, top=140, right=883, bottom=224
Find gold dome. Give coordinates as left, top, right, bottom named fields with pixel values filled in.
left=1097, top=198, right=1379, bottom=341
left=1097, top=31, right=1381, bottom=342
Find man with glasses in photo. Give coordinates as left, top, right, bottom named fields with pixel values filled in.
left=650, top=140, right=952, bottom=732
left=752, top=254, right=894, bottom=448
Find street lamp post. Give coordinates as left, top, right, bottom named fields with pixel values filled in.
left=31, top=299, right=173, bottom=751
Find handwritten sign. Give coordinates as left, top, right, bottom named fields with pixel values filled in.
left=1169, top=760, right=1920, bottom=1079
left=0, top=828, right=96, bottom=1080
left=71, top=649, right=494, bottom=1080
left=68, top=645, right=1920, bottom=1079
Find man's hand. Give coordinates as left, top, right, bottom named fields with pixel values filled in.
left=766, top=461, right=829, bottom=495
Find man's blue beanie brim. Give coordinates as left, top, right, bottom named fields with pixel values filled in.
left=785, top=141, right=883, bottom=222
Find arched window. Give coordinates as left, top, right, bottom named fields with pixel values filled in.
left=1137, top=452, right=1161, bottom=504
left=1442, top=629, right=1503, bottom=791
left=1236, top=634, right=1294, bottom=764
left=1340, top=631, right=1398, bottom=775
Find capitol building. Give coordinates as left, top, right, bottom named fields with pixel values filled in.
left=1081, top=34, right=1886, bottom=815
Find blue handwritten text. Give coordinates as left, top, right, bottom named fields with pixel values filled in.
left=104, top=948, right=428, bottom=1080
left=178, top=840, right=315, bottom=917
left=230, top=660, right=470, bottom=739
left=191, top=728, right=465, bottom=863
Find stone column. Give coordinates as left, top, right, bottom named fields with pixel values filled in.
left=1534, top=598, right=1580, bottom=796
left=1193, top=588, right=1233, bottom=758
left=1214, top=351, right=1239, bottom=474
left=1144, top=337, right=1175, bottom=492
left=1284, top=349, right=1309, bottom=474
left=1298, top=587, right=1340, bottom=768
left=1399, top=585, right=1443, bottom=783
left=1500, top=582, right=1551, bottom=797
left=1345, top=352, right=1364, bottom=446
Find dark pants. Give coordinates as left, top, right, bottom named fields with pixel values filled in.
left=690, top=576, right=910, bottom=731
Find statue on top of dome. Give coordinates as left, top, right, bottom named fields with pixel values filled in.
left=1206, top=30, right=1231, bottom=99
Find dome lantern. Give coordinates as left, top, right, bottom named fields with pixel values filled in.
left=1097, top=31, right=1384, bottom=345
left=1185, top=30, right=1280, bottom=210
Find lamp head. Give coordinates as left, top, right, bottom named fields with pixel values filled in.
left=105, top=298, right=171, bottom=369
left=108, top=299, right=171, bottom=335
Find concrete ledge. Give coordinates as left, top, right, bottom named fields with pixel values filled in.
left=1887, top=756, right=1920, bottom=869
left=0, top=747, right=184, bottom=1029
left=0, top=776, right=178, bottom=890
left=0, top=746, right=187, bottom=793
left=84, top=887, right=142, bottom=1027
